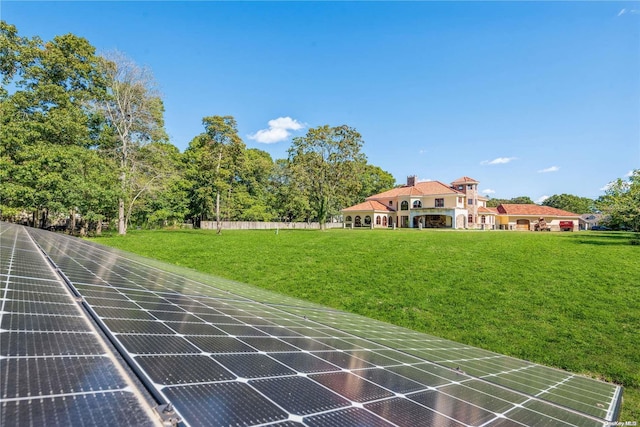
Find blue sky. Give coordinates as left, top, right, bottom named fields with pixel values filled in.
left=2, top=1, right=639, bottom=201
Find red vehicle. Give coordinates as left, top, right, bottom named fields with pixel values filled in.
left=560, top=221, right=574, bottom=231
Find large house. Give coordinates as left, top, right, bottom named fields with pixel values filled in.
left=342, top=176, right=580, bottom=231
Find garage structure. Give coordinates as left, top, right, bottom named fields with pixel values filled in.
left=496, top=204, right=580, bottom=231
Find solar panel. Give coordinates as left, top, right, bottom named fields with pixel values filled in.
left=1, top=222, right=623, bottom=426
left=0, top=224, right=158, bottom=427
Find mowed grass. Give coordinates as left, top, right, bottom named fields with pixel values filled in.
left=93, top=228, right=640, bottom=419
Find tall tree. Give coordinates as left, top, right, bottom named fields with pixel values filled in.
left=95, top=51, right=167, bottom=234
left=288, top=125, right=366, bottom=229
left=185, top=116, right=245, bottom=233
left=542, top=194, right=594, bottom=214
left=269, top=159, right=312, bottom=222
left=128, top=142, right=189, bottom=228
left=597, top=170, right=640, bottom=231
left=354, top=163, right=396, bottom=204
left=231, top=148, right=277, bottom=221
left=486, top=196, right=534, bottom=207
left=1, top=22, right=109, bottom=225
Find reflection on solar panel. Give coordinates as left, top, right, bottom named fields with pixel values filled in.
left=0, top=223, right=158, bottom=426
left=1, top=222, right=623, bottom=426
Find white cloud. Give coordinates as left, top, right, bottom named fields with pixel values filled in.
left=481, top=157, right=517, bottom=165
left=248, top=116, right=305, bottom=144
left=538, top=166, right=559, bottom=173
left=536, top=195, right=549, bottom=204
left=600, top=180, right=631, bottom=192
left=625, top=170, right=634, bottom=177
left=600, top=182, right=613, bottom=192
left=618, top=8, right=640, bottom=16
left=482, top=189, right=496, bottom=195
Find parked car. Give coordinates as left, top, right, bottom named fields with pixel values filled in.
left=590, top=225, right=610, bottom=231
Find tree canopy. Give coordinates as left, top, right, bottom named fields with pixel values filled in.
left=542, top=194, right=594, bottom=214
left=486, top=196, right=534, bottom=207
left=597, top=170, right=640, bottom=231
left=287, top=125, right=366, bottom=229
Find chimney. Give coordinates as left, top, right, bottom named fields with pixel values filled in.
left=407, top=175, right=416, bottom=187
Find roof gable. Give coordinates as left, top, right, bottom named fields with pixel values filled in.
left=497, top=204, right=579, bottom=217
left=342, top=200, right=395, bottom=212
left=451, top=176, right=479, bottom=185
left=367, top=180, right=461, bottom=199
left=478, top=206, right=497, bottom=214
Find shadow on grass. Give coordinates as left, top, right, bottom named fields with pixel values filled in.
left=567, top=232, right=640, bottom=246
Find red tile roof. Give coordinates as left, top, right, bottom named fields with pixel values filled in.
left=342, top=200, right=395, bottom=212
left=496, top=204, right=579, bottom=217
left=367, top=180, right=461, bottom=199
left=451, top=176, right=479, bottom=184
left=478, top=206, right=497, bottom=214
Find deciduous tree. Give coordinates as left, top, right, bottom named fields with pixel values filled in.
left=269, top=159, right=312, bottom=222
left=486, top=196, right=534, bottom=207
left=288, top=125, right=366, bottom=229
left=95, top=51, right=167, bottom=234
left=597, top=170, right=640, bottom=231
left=128, top=142, right=189, bottom=228
left=353, top=163, right=395, bottom=204
left=0, top=22, right=109, bottom=226
left=185, top=116, right=245, bottom=233
left=542, top=194, right=594, bottom=214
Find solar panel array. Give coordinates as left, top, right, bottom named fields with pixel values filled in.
left=0, top=223, right=158, bottom=426
left=1, top=222, right=622, bottom=426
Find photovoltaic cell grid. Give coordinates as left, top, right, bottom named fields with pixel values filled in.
left=0, top=224, right=158, bottom=427
left=2, top=223, right=622, bottom=427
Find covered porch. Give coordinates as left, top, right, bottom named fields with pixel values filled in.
left=408, top=208, right=464, bottom=229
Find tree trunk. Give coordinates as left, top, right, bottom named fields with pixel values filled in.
left=118, top=160, right=127, bottom=234
left=318, top=196, right=327, bottom=230
left=118, top=198, right=126, bottom=235
left=39, top=209, right=47, bottom=229
left=215, top=145, right=224, bottom=235
left=70, top=209, right=76, bottom=235
left=216, top=191, right=222, bottom=234
left=96, top=219, right=102, bottom=236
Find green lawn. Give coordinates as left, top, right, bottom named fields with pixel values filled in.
left=92, top=228, right=640, bottom=420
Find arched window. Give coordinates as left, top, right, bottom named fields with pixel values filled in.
left=355, top=216, right=362, bottom=227
left=481, top=215, right=486, bottom=224
left=468, top=214, right=473, bottom=224
left=400, top=201, right=409, bottom=210
left=413, top=200, right=422, bottom=208
left=376, top=216, right=381, bottom=225
left=345, top=216, right=352, bottom=222
left=364, top=216, right=372, bottom=225
left=382, top=216, right=388, bottom=226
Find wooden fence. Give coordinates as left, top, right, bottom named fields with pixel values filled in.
left=200, top=221, right=344, bottom=230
